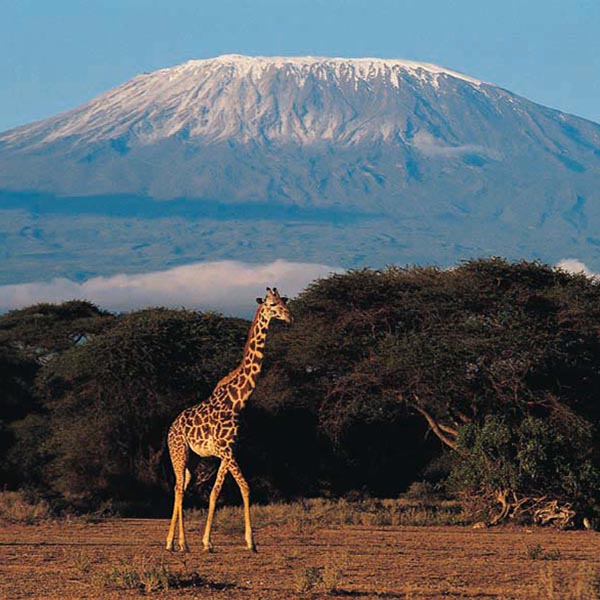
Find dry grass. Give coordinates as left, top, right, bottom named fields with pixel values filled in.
left=293, top=556, right=347, bottom=594
left=90, top=557, right=192, bottom=593
left=1, top=517, right=600, bottom=599
left=79, top=555, right=235, bottom=594
left=525, top=543, right=562, bottom=561
left=0, top=491, right=52, bottom=524
left=186, top=496, right=465, bottom=534
left=535, top=564, right=600, bottom=599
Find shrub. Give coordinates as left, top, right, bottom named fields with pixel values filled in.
left=449, top=416, right=600, bottom=525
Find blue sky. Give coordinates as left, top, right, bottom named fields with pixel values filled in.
left=1, top=0, right=599, bottom=132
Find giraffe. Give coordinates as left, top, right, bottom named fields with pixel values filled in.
left=165, top=287, right=292, bottom=552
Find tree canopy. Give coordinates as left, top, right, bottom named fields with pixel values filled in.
left=3, top=307, right=249, bottom=512
left=254, top=259, right=600, bottom=522
left=2, top=259, right=600, bottom=523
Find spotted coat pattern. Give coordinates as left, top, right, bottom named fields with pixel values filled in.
left=165, top=287, right=292, bottom=552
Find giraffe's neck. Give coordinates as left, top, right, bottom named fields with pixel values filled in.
left=221, top=305, right=271, bottom=413
left=240, top=305, right=270, bottom=394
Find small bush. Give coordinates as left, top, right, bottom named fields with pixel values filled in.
left=450, top=416, right=600, bottom=526
left=404, top=481, right=440, bottom=502
left=321, top=557, right=346, bottom=593
left=294, top=566, right=324, bottom=593
left=526, top=543, right=544, bottom=560
left=96, top=560, right=172, bottom=592
left=92, top=558, right=206, bottom=593
left=526, top=543, right=562, bottom=561
left=72, top=550, right=94, bottom=574
left=544, top=549, right=562, bottom=561
left=293, top=558, right=346, bottom=595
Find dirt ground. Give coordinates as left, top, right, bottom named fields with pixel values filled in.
left=0, top=518, right=599, bottom=599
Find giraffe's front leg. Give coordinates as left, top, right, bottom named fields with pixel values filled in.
left=227, top=457, right=257, bottom=552
left=202, top=460, right=228, bottom=552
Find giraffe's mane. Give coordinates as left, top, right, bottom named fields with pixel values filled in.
left=214, top=366, right=241, bottom=389
left=213, top=301, right=265, bottom=390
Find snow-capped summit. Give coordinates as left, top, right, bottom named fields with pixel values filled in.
left=1, top=54, right=488, bottom=151
left=187, top=54, right=484, bottom=86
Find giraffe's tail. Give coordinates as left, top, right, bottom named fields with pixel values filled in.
left=152, top=431, right=174, bottom=493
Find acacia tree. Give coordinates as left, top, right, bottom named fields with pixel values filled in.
left=0, top=300, right=114, bottom=362
left=0, top=301, right=114, bottom=487
left=378, top=259, right=600, bottom=525
left=253, top=267, right=448, bottom=495
left=257, top=259, right=600, bottom=522
left=10, top=308, right=249, bottom=512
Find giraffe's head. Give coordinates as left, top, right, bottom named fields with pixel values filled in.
left=257, top=287, right=293, bottom=324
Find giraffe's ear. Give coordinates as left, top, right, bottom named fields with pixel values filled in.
left=256, top=297, right=264, bottom=305
left=281, top=297, right=289, bottom=304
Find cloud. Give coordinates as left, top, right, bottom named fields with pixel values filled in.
left=0, top=259, right=341, bottom=317
left=555, top=258, right=597, bottom=278
left=410, top=130, right=497, bottom=159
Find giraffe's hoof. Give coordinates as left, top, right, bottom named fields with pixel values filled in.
left=203, top=543, right=214, bottom=553
left=249, top=543, right=258, bottom=554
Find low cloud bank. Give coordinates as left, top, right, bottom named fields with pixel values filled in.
left=2, top=258, right=595, bottom=317
left=0, top=259, right=340, bottom=317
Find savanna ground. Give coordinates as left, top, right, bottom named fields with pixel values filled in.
left=1, top=498, right=599, bottom=599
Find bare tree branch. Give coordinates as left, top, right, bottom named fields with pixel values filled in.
left=411, top=400, right=460, bottom=452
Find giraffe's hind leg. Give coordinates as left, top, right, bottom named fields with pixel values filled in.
left=166, top=432, right=190, bottom=552
left=202, top=459, right=228, bottom=552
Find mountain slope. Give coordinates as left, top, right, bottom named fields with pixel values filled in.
left=1, top=55, right=600, bottom=283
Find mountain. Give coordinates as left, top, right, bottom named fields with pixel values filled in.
left=1, top=54, right=600, bottom=284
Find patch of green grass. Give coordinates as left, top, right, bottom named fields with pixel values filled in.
left=525, top=543, right=562, bottom=561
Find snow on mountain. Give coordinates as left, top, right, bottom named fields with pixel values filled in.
left=0, top=55, right=486, bottom=150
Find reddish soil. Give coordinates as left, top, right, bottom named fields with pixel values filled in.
left=1, top=518, right=599, bottom=599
